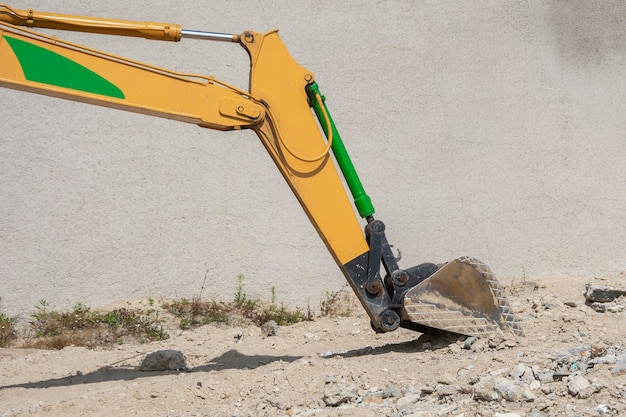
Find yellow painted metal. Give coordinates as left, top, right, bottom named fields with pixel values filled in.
left=0, top=23, right=264, bottom=130
left=242, top=30, right=370, bottom=265
left=0, top=10, right=370, bottom=266
left=0, top=4, right=182, bottom=41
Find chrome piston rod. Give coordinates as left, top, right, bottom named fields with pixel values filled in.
left=181, top=29, right=236, bottom=42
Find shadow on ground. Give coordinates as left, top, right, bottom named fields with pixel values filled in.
left=0, top=332, right=456, bottom=390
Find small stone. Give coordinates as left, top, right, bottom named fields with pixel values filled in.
left=564, top=301, right=577, bottom=307
left=494, top=413, right=522, bottom=417
left=437, top=373, right=456, bottom=385
left=261, top=320, right=279, bottom=337
left=589, top=302, right=607, bottom=313
left=381, top=384, right=402, bottom=398
left=555, top=346, right=588, bottom=364
left=324, top=375, right=337, bottom=384
left=494, top=377, right=535, bottom=402
left=536, top=370, right=554, bottom=384
left=139, top=350, right=187, bottom=371
left=578, top=383, right=602, bottom=399
left=395, top=393, right=420, bottom=411
left=473, top=376, right=499, bottom=402
left=520, top=385, right=536, bottom=402
left=362, top=395, right=384, bottom=404
left=612, top=357, right=626, bottom=374
left=420, top=385, right=435, bottom=395
left=322, top=384, right=358, bottom=406
left=436, top=384, right=457, bottom=397
left=567, top=374, right=590, bottom=397
left=509, top=363, right=532, bottom=381
left=584, top=284, right=626, bottom=303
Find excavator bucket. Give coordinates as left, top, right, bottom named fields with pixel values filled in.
left=401, top=257, right=523, bottom=337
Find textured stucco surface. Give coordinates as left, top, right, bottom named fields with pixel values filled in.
left=1, top=1, right=625, bottom=315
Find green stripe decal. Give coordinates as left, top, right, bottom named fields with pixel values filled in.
left=3, top=35, right=125, bottom=99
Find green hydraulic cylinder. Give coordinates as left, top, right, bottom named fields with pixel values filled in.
left=306, top=82, right=375, bottom=219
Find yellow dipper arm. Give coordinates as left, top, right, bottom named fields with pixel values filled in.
left=0, top=4, right=183, bottom=41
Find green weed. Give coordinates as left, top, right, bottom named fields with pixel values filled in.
left=0, top=298, right=17, bottom=347
left=26, top=300, right=168, bottom=349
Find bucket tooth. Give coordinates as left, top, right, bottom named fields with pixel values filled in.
left=402, top=257, right=523, bottom=337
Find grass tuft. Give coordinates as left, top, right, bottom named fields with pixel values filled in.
left=25, top=300, right=168, bottom=349
left=5, top=275, right=315, bottom=349
left=0, top=298, right=18, bottom=348
left=163, top=275, right=307, bottom=329
left=320, top=287, right=355, bottom=318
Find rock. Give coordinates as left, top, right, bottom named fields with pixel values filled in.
left=449, top=343, right=463, bottom=354
left=324, top=375, right=337, bottom=384
left=494, top=377, right=535, bottom=402
left=612, top=357, right=626, bottom=375
left=436, top=384, right=457, bottom=397
left=420, top=385, right=435, bottom=395
left=577, top=383, right=603, bottom=399
left=322, top=384, right=358, bottom=406
left=362, top=395, right=384, bottom=404
left=261, top=320, right=279, bottom=337
left=381, top=384, right=403, bottom=398
left=509, top=363, right=534, bottom=383
left=606, top=303, right=625, bottom=313
left=587, top=301, right=623, bottom=313
left=494, top=413, right=522, bottom=417
left=139, top=350, right=187, bottom=372
left=589, top=354, right=618, bottom=366
left=472, top=376, right=499, bottom=402
left=585, top=284, right=626, bottom=303
left=436, top=373, right=456, bottom=385
left=555, top=346, right=588, bottom=364
left=567, top=374, right=590, bottom=397
left=536, top=370, right=554, bottom=384
left=234, top=330, right=244, bottom=342
left=395, top=393, right=421, bottom=411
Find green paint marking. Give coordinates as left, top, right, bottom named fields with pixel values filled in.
left=3, top=35, right=125, bottom=99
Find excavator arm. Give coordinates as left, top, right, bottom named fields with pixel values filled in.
left=0, top=5, right=522, bottom=337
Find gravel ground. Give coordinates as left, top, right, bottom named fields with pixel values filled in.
left=1, top=274, right=625, bottom=417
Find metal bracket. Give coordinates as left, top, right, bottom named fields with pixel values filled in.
left=341, top=217, right=440, bottom=333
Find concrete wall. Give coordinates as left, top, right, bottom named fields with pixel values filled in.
left=2, top=1, right=625, bottom=315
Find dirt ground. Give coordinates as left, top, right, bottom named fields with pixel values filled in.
left=1, top=274, right=625, bottom=417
